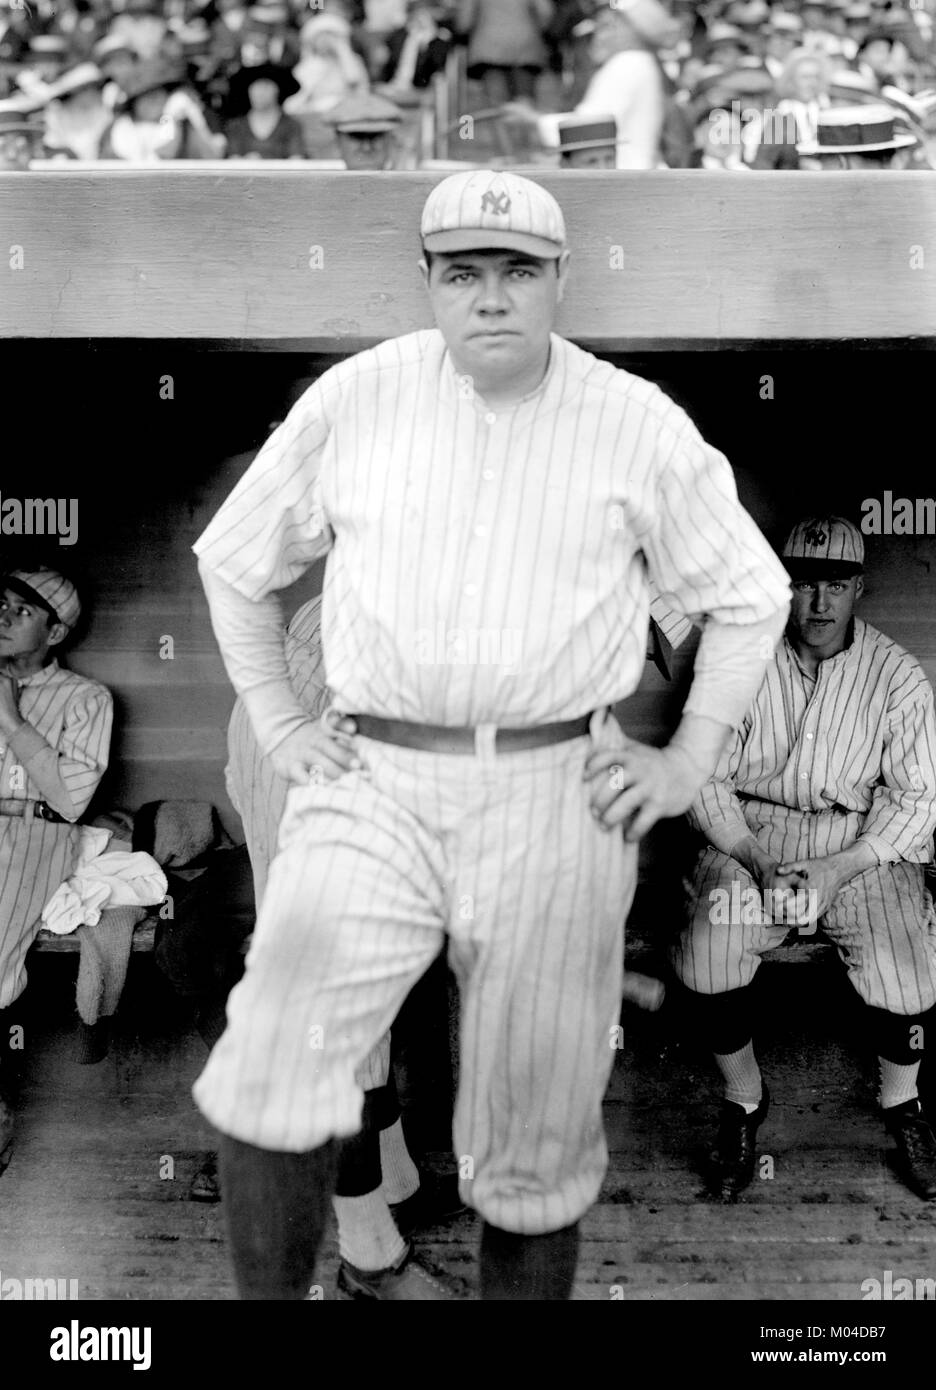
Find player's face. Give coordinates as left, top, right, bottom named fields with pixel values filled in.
left=0, top=588, right=62, bottom=670
left=421, top=249, right=569, bottom=386
left=787, top=575, right=863, bottom=655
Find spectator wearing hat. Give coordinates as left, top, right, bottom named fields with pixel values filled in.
left=0, top=99, right=43, bottom=169
left=238, top=4, right=300, bottom=70
left=673, top=516, right=936, bottom=1205
left=283, top=12, right=369, bottom=158
left=556, top=111, right=617, bottom=167
left=42, top=62, right=114, bottom=159
left=0, top=567, right=113, bottom=1177
left=764, top=12, right=803, bottom=79
left=111, top=3, right=169, bottom=62
left=504, top=0, right=677, bottom=169
left=797, top=100, right=921, bottom=166
left=324, top=87, right=401, bottom=166
left=856, top=29, right=911, bottom=92
left=93, top=32, right=140, bottom=109
left=15, top=35, right=72, bottom=101
left=774, top=46, right=833, bottom=145
left=104, top=57, right=225, bottom=158
left=224, top=61, right=303, bottom=156
left=704, top=22, right=754, bottom=72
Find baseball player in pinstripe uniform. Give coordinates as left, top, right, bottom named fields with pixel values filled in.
left=226, top=592, right=461, bottom=1298
left=193, top=169, right=792, bottom=1300
left=673, top=517, right=936, bottom=1201
left=0, top=567, right=113, bottom=1172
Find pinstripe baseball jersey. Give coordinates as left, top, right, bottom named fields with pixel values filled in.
left=688, top=619, right=936, bottom=864
left=0, top=660, right=112, bottom=1007
left=194, top=328, right=791, bottom=727
left=1, top=660, right=112, bottom=819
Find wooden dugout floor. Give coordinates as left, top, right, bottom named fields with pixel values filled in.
left=1, top=946, right=934, bottom=1303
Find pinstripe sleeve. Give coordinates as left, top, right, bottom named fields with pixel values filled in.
left=193, top=375, right=338, bottom=601
left=640, top=413, right=791, bottom=628
left=860, top=684, right=936, bottom=864
left=6, top=686, right=113, bottom=820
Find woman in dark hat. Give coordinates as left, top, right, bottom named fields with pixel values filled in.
left=223, top=61, right=303, bottom=157
left=103, top=57, right=225, bottom=158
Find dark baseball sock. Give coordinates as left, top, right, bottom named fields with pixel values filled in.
left=677, top=981, right=755, bottom=1057
left=479, top=1221, right=580, bottom=1301
left=864, top=1005, right=934, bottom=1067
left=217, top=1135, right=338, bottom=1299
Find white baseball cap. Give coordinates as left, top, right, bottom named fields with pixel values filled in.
left=420, top=170, right=566, bottom=260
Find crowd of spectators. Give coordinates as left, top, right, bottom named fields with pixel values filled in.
left=0, top=0, right=933, bottom=168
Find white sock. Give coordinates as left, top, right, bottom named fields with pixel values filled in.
left=379, top=1118, right=420, bottom=1204
left=333, top=1189, right=407, bottom=1273
left=715, top=1042, right=763, bottom=1112
left=878, top=1057, right=920, bottom=1111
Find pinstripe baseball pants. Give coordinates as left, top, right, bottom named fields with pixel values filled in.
left=0, top=815, right=80, bottom=1010
left=195, top=710, right=635, bottom=1235
left=673, top=842, right=936, bottom=1016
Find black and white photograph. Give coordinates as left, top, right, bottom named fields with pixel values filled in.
left=1, top=0, right=936, bottom=1361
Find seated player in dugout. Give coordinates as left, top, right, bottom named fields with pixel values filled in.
left=0, top=566, right=113, bottom=1173
left=672, top=517, right=936, bottom=1202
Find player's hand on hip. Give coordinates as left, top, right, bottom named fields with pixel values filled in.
left=582, top=739, right=702, bottom=842
left=268, top=713, right=362, bottom=786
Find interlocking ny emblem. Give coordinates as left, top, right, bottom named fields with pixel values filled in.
left=804, top=524, right=828, bottom=547
left=481, top=190, right=511, bottom=216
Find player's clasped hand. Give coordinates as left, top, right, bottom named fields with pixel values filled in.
left=583, top=738, right=702, bottom=842
left=268, top=712, right=363, bottom=787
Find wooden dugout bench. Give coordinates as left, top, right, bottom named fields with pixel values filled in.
left=4, top=168, right=935, bottom=964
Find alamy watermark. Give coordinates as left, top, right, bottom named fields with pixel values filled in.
left=860, top=493, right=936, bottom=535
left=709, top=883, right=820, bottom=931
left=0, top=494, right=78, bottom=546
left=1, top=1270, right=79, bottom=1299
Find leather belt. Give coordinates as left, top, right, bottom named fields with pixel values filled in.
left=351, top=712, right=594, bottom=755
left=0, top=798, right=67, bottom=824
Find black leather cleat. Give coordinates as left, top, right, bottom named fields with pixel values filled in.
left=884, top=1100, right=936, bottom=1200
left=709, top=1086, right=770, bottom=1200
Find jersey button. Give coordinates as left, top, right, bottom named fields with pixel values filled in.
left=474, top=524, right=487, bottom=538
left=484, top=412, right=496, bottom=425
left=806, top=732, right=814, bottom=740
left=464, top=583, right=478, bottom=597
left=482, top=469, right=495, bottom=481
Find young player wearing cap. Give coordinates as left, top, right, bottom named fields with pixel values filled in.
left=0, top=568, right=113, bottom=1172
left=673, top=517, right=936, bottom=1201
left=193, top=169, right=791, bottom=1299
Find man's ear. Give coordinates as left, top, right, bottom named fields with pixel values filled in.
left=47, top=620, right=68, bottom=650
left=854, top=575, right=865, bottom=601
left=418, top=256, right=430, bottom=289
left=555, top=249, right=571, bottom=305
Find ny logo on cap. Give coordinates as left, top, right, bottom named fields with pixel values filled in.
left=481, top=190, right=511, bottom=216
left=804, top=524, right=828, bottom=547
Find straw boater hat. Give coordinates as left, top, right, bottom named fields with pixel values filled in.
left=93, top=33, right=137, bottom=63
left=797, top=103, right=917, bottom=154
left=0, top=100, right=43, bottom=135
left=556, top=113, right=618, bottom=155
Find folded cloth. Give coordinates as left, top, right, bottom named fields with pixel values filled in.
left=75, top=905, right=145, bottom=1027
left=40, top=827, right=167, bottom=935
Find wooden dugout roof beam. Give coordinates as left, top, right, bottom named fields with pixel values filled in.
left=2, top=169, right=935, bottom=348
